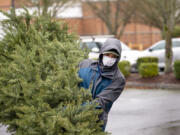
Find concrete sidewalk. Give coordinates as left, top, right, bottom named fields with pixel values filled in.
left=126, top=81, right=180, bottom=90
left=0, top=125, right=10, bottom=135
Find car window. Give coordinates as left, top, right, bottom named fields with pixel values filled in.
left=81, top=42, right=102, bottom=50
left=172, top=41, right=180, bottom=48
left=80, top=40, right=130, bottom=51
left=85, top=42, right=97, bottom=49
left=93, top=42, right=103, bottom=49
left=151, top=41, right=165, bottom=51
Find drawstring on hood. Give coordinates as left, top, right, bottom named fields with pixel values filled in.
left=98, top=38, right=122, bottom=79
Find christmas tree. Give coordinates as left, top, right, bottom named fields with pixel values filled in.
left=0, top=9, right=107, bottom=135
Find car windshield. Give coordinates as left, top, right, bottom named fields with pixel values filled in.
left=80, top=42, right=102, bottom=50
left=147, top=39, right=180, bottom=51
left=151, top=41, right=165, bottom=51
left=81, top=41, right=131, bottom=51
left=172, top=40, right=180, bottom=48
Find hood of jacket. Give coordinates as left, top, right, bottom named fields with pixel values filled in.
left=98, top=38, right=122, bottom=79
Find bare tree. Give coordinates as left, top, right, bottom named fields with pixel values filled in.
left=83, top=0, right=137, bottom=39
left=11, top=0, right=15, bottom=8
left=136, top=0, right=180, bottom=73
left=27, top=0, right=79, bottom=17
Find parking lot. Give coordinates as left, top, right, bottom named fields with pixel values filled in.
left=1, top=88, right=180, bottom=135
left=106, top=88, right=180, bottom=135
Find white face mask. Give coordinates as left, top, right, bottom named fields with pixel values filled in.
left=102, top=55, right=117, bottom=67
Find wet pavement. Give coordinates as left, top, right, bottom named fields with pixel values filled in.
left=106, top=89, right=180, bottom=135
left=1, top=88, right=180, bottom=135
left=0, top=125, right=10, bottom=135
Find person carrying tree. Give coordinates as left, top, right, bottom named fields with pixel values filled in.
left=78, top=38, right=126, bottom=131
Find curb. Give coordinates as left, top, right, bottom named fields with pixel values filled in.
left=126, top=82, right=180, bottom=90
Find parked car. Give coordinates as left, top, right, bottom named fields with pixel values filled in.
left=80, top=35, right=141, bottom=72
left=80, top=35, right=134, bottom=58
left=139, top=38, right=180, bottom=71
left=0, top=12, right=6, bottom=40
left=121, top=49, right=141, bottom=72
left=80, top=35, right=114, bottom=59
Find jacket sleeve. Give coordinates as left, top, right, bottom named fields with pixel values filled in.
left=96, top=76, right=126, bottom=112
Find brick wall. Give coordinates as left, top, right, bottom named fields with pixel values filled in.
left=59, top=18, right=83, bottom=35
left=121, top=23, right=161, bottom=49
left=64, top=15, right=161, bottom=49
left=0, top=0, right=11, bottom=11
left=0, top=1, right=162, bottom=49
left=0, top=0, right=33, bottom=10
left=80, top=2, right=161, bottom=49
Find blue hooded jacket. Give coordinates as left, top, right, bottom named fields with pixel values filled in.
left=78, top=38, right=126, bottom=128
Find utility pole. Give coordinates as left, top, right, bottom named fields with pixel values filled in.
left=11, top=0, right=15, bottom=8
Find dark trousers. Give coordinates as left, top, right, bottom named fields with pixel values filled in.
left=98, top=111, right=107, bottom=131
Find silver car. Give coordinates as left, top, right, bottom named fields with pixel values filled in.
left=140, top=38, right=180, bottom=71
left=80, top=35, right=132, bottom=59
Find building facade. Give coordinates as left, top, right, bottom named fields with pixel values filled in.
left=0, top=0, right=161, bottom=49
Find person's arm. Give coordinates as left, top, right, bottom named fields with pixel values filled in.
left=96, top=76, right=126, bottom=112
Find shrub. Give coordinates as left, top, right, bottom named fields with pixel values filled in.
left=172, top=26, right=180, bottom=38
left=174, top=60, right=180, bottom=79
left=139, top=63, right=159, bottom=78
left=118, top=60, right=131, bottom=77
left=137, top=56, right=158, bottom=70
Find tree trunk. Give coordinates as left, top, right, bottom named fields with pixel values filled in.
left=117, top=23, right=126, bottom=39
left=11, top=0, right=15, bottom=8
left=164, top=29, right=173, bottom=73
left=42, top=0, right=51, bottom=17
left=106, top=25, right=117, bottom=38
left=161, top=28, right=166, bottom=40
